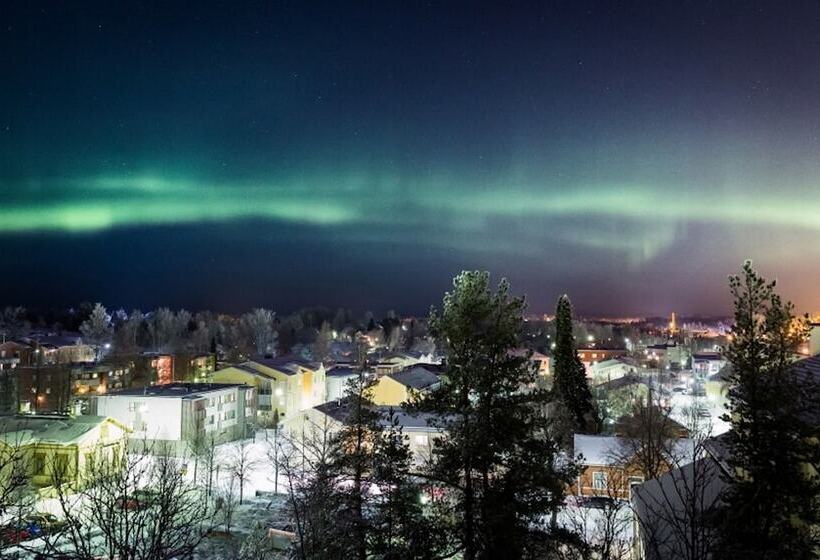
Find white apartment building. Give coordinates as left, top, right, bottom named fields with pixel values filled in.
left=91, top=383, right=256, bottom=455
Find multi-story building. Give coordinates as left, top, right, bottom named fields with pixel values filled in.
left=212, top=356, right=326, bottom=425
left=91, top=383, right=256, bottom=455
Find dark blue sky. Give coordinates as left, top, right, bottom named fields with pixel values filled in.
left=2, top=1, right=819, bottom=316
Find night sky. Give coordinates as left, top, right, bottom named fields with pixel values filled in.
left=2, top=1, right=819, bottom=316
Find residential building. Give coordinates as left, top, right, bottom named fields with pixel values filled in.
left=577, top=348, right=628, bottom=373
left=325, top=365, right=359, bottom=402
left=810, top=322, right=820, bottom=356
left=589, top=357, right=638, bottom=385
left=572, top=434, right=695, bottom=499
left=92, top=383, right=256, bottom=455
left=68, top=362, right=131, bottom=414
left=212, top=356, right=326, bottom=424
left=19, top=333, right=95, bottom=365
left=509, top=348, right=551, bottom=376
left=643, top=343, right=690, bottom=370
left=0, top=414, right=128, bottom=490
left=370, top=365, right=441, bottom=406
left=0, top=341, right=33, bottom=371
left=303, top=399, right=445, bottom=465
left=691, top=352, right=727, bottom=379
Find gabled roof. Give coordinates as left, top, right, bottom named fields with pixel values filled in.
left=326, top=365, right=358, bottom=378
left=0, top=415, right=119, bottom=445
left=574, top=433, right=696, bottom=466
left=313, top=399, right=444, bottom=433
left=387, top=366, right=440, bottom=390
left=249, top=355, right=321, bottom=375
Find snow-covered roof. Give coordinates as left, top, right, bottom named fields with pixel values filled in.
left=574, top=434, right=696, bottom=466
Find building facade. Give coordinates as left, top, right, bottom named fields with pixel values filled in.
left=92, top=383, right=256, bottom=455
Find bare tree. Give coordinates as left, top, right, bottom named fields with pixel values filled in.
left=223, top=439, right=261, bottom=505
left=37, top=440, right=218, bottom=559
left=563, top=469, right=633, bottom=560
left=628, top=406, right=721, bottom=560
left=0, top=429, right=31, bottom=522
left=241, top=308, right=277, bottom=356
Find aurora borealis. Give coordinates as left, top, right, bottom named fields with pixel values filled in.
left=2, top=2, right=819, bottom=315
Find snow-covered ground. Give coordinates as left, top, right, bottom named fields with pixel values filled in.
left=667, top=393, right=730, bottom=436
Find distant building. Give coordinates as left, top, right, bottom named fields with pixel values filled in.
left=0, top=414, right=128, bottom=489
left=577, top=348, right=628, bottom=373
left=643, top=343, right=690, bottom=370
left=212, top=355, right=326, bottom=424
left=325, top=365, right=359, bottom=402
left=589, top=357, right=638, bottom=385
left=303, top=399, right=445, bottom=465
left=370, top=366, right=441, bottom=406
left=0, top=341, right=33, bottom=371
left=92, top=383, right=256, bottom=455
left=810, top=322, right=820, bottom=356
left=691, top=352, right=726, bottom=378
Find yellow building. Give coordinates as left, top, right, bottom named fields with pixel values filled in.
left=370, top=366, right=441, bottom=406
left=212, top=356, right=326, bottom=424
left=0, top=415, right=128, bottom=490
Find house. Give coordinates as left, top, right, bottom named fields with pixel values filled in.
left=572, top=434, right=695, bottom=499
left=370, top=366, right=441, bottom=406
left=632, top=354, right=820, bottom=559
left=302, top=399, right=445, bottom=465
left=91, top=383, right=256, bottom=455
left=643, top=343, right=690, bottom=370
left=631, top=450, right=726, bottom=560
left=509, top=348, right=551, bottom=376
left=212, top=356, right=326, bottom=424
left=325, top=365, right=360, bottom=402
left=594, top=375, right=650, bottom=422
left=589, top=357, right=638, bottom=385
left=0, top=414, right=128, bottom=490
left=0, top=341, right=33, bottom=371
left=577, top=348, right=628, bottom=373
left=691, top=352, right=727, bottom=379
left=20, top=333, right=95, bottom=365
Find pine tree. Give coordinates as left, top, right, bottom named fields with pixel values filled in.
left=552, top=294, right=598, bottom=434
left=717, top=261, right=820, bottom=559
left=420, top=271, right=579, bottom=559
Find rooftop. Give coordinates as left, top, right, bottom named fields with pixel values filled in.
left=104, top=382, right=247, bottom=398
left=387, top=366, right=441, bottom=390
left=574, top=433, right=695, bottom=466
left=250, top=354, right=321, bottom=375
left=0, top=414, right=112, bottom=445
left=314, top=399, right=444, bottom=432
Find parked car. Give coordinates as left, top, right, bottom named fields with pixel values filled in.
left=578, top=496, right=616, bottom=510
left=117, top=489, right=159, bottom=510
left=0, top=524, right=31, bottom=546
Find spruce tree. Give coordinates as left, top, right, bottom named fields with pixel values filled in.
left=552, top=294, right=598, bottom=434
left=420, top=271, right=578, bottom=559
left=717, top=261, right=820, bottom=559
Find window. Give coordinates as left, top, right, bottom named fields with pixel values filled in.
left=592, top=471, right=607, bottom=490
left=414, top=434, right=428, bottom=446
left=33, top=452, right=47, bottom=475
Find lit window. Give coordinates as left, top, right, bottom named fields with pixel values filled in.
left=592, top=471, right=607, bottom=490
